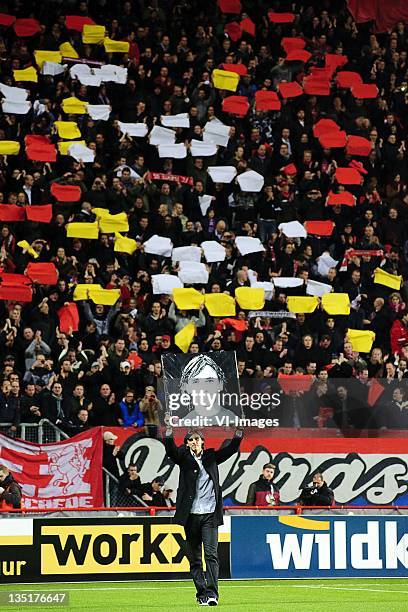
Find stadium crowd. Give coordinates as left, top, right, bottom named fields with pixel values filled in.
left=0, top=0, right=406, bottom=435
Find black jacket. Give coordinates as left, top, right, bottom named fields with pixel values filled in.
left=299, top=481, right=334, bottom=506
left=0, top=474, right=22, bottom=509
left=164, top=433, right=242, bottom=526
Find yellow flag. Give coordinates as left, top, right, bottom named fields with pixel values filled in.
left=89, top=287, right=120, bottom=306
left=92, top=207, right=110, bottom=219
left=34, top=50, right=62, bottom=68
left=175, top=322, right=195, bottom=353
left=73, top=284, right=103, bottom=301
left=55, top=121, right=81, bottom=139
left=287, top=296, right=319, bottom=313
left=173, top=288, right=204, bottom=310
left=103, top=38, right=130, bottom=53
left=82, top=24, right=105, bottom=44
left=73, top=283, right=120, bottom=305
left=114, top=233, right=137, bottom=255
left=13, top=67, right=38, bottom=82
left=212, top=69, right=240, bottom=92
left=348, top=329, right=376, bottom=353
left=17, top=240, right=39, bottom=259
left=99, top=212, right=129, bottom=233
left=321, top=293, right=350, bottom=316
left=62, top=97, right=88, bottom=115
left=235, top=287, right=265, bottom=310
left=374, top=268, right=402, bottom=290
left=59, top=42, right=79, bottom=59
left=58, top=140, right=86, bottom=155
left=204, top=293, right=236, bottom=317
left=0, top=141, right=20, bottom=155
left=66, top=222, right=99, bottom=240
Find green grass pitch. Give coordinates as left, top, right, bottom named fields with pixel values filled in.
left=1, top=580, right=408, bottom=611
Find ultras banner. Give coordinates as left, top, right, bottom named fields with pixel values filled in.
left=0, top=429, right=103, bottom=510
left=109, top=430, right=408, bottom=506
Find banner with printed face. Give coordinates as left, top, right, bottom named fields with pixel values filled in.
left=110, top=431, right=408, bottom=507
left=160, top=351, right=244, bottom=428
left=0, top=429, right=103, bottom=510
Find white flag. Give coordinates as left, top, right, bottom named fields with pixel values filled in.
left=87, top=104, right=111, bottom=121
left=201, top=241, right=226, bottom=263
left=235, top=236, right=265, bottom=256
left=190, top=140, right=217, bottom=157
left=207, top=165, right=237, bottom=183
left=143, top=235, right=173, bottom=257
left=161, top=113, right=190, bottom=128
left=118, top=121, right=148, bottom=137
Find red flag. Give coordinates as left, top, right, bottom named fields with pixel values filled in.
left=0, top=429, right=103, bottom=509
left=305, top=220, right=334, bottom=236
left=367, top=379, right=384, bottom=407
left=346, top=136, right=372, bottom=157
left=327, top=191, right=356, bottom=206
left=313, top=119, right=340, bottom=138
left=335, top=167, right=363, bottom=185
left=0, top=272, right=31, bottom=285
left=25, top=135, right=51, bottom=146
left=303, top=77, right=331, bottom=96
left=225, top=21, right=242, bottom=41
left=51, top=183, right=81, bottom=202
left=285, top=49, right=311, bottom=63
left=25, top=204, right=53, bottom=223
left=13, top=18, right=40, bottom=37
left=58, top=302, right=79, bottom=333
left=268, top=12, right=295, bottom=23
left=319, top=131, right=347, bottom=149
left=0, top=204, right=25, bottom=222
left=221, top=63, right=247, bottom=76
left=278, top=81, right=303, bottom=98
left=325, top=54, right=348, bottom=70
left=26, top=143, right=57, bottom=162
left=278, top=374, right=314, bottom=394
left=281, top=37, right=305, bottom=53
left=65, top=15, right=96, bottom=31
left=0, top=13, right=16, bottom=27
left=218, top=0, right=241, bottom=13
left=219, top=318, right=247, bottom=332
left=349, top=159, right=368, bottom=174
left=25, top=262, right=58, bottom=285
left=283, top=163, right=297, bottom=176
left=336, top=71, right=363, bottom=89
left=222, top=95, right=249, bottom=116
left=255, top=90, right=281, bottom=111
left=310, top=66, right=335, bottom=79
left=351, top=83, right=379, bottom=99
left=240, top=17, right=255, bottom=36
left=0, top=283, right=32, bottom=302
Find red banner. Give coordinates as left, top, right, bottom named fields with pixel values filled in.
left=148, top=172, right=194, bottom=186
left=0, top=429, right=103, bottom=510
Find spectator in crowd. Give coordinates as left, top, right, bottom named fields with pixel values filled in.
left=246, top=463, right=280, bottom=506
left=299, top=472, right=334, bottom=506
left=0, top=464, right=22, bottom=510
left=0, top=0, right=403, bottom=442
left=118, top=464, right=143, bottom=501
left=140, top=477, right=168, bottom=507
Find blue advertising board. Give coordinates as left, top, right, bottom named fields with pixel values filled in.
left=231, top=515, right=408, bottom=578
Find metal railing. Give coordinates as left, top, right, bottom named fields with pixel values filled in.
left=103, top=467, right=148, bottom=508
left=0, top=419, right=69, bottom=443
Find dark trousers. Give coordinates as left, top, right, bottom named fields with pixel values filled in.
left=184, top=513, right=219, bottom=599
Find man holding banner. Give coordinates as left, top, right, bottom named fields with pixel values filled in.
left=164, top=422, right=243, bottom=607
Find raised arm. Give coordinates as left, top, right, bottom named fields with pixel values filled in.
left=215, top=429, right=243, bottom=465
